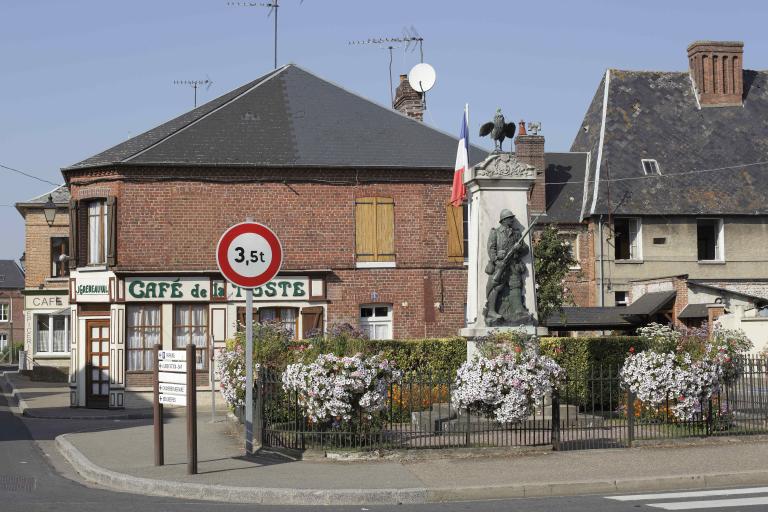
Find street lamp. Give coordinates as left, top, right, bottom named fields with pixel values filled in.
left=43, top=195, right=56, bottom=227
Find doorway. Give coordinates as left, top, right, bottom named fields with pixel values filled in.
left=86, top=320, right=110, bottom=408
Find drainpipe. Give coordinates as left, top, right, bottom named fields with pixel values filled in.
left=598, top=215, right=605, bottom=307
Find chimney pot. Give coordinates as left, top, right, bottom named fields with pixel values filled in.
left=514, top=128, right=545, bottom=214
left=393, top=72, right=424, bottom=121
left=687, top=40, right=744, bottom=107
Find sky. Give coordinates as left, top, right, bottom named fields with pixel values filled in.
left=3, top=0, right=768, bottom=262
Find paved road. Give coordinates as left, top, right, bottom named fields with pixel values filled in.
left=1, top=380, right=767, bottom=511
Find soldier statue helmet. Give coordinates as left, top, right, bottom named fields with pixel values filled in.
left=499, top=209, right=515, bottom=222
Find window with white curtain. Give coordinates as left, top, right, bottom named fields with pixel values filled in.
left=87, top=200, right=108, bottom=265
left=34, top=314, right=69, bottom=354
left=258, top=307, right=298, bottom=338
left=173, top=304, right=208, bottom=369
left=359, top=304, right=392, bottom=340
left=126, top=305, right=161, bottom=371
left=0, top=334, right=7, bottom=350
left=0, top=303, right=8, bottom=322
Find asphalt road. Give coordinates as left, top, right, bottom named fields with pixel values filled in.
left=1, top=375, right=766, bottom=512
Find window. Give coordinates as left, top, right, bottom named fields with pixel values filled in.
left=0, top=303, right=7, bottom=322
left=697, top=218, right=724, bottom=261
left=0, top=334, right=6, bottom=350
left=87, top=200, right=108, bottom=265
left=614, top=218, right=642, bottom=261
left=641, top=159, right=661, bottom=175
left=51, top=237, right=70, bottom=278
left=558, top=232, right=580, bottom=269
left=34, top=314, right=69, bottom=353
left=126, top=305, right=161, bottom=371
left=360, top=304, right=392, bottom=340
left=173, top=305, right=208, bottom=369
left=615, top=291, right=628, bottom=307
left=355, top=197, right=395, bottom=266
left=259, top=307, right=298, bottom=338
left=446, top=203, right=468, bottom=262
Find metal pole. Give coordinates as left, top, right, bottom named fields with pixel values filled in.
left=210, top=332, right=216, bottom=423
left=153, top=344, right=164, bottom=466
left=273, top=1, right=278, bottom=69
left=187, top=344, right=198, bottom=475
left=245, top=288, right=254, bottom=453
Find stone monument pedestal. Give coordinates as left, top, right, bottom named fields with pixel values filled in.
left=460, top=153, right=546, bottom=357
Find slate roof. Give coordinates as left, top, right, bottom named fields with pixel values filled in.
left=571, top=68, right=768, bottom=217
left=622, top=290, right=676, bottom=316
left=64, top=65, right=486, bottom=172
left=0, top=261, right=25, bottom=289
left=541, top=306, right=634, bottom=329
left=677, top=303, right=709, bottom=319
left=543, top=152, right=589, bottom=223
left=15, top=185, right=70, bottom=208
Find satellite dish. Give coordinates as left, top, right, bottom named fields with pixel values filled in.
left=408, top=63, right=436, bottom=93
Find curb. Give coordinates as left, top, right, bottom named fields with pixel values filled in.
left=56, top=433, right=768, bottom=505
left=1, top=371, right=30, bottom=414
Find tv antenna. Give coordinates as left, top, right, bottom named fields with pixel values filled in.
left=349, top=27, right=424, bottom=106
left=173, top=77, right=213, bottom=108
left=228, top=1, right=304, bottom=70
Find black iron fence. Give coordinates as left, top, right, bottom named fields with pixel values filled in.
left=255, top=356, right=768, bottom=452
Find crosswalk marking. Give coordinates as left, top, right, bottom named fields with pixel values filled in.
left=608, top=487, right=768, bottom=501
left=648, top=497, right=768, bottom=510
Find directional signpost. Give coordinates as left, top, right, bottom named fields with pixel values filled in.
left=216, top=220, right=283, bottom=453
left=153, top=345, right=197, bottom=474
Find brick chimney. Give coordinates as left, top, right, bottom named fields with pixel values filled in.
left=687, top=41, right=744, bottom=107
left=514, top=122, right=546, bottom=214
left=393, top=74, right=424, bottom=121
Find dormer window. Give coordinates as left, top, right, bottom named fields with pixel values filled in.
left=641, top=159, right=661, bottom=175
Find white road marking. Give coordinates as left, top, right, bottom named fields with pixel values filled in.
left=608, top=487, right=768, bottom=501
left=648, top=496, right=768, bottom=509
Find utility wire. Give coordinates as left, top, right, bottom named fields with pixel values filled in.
left=0, top=163, right=61, bottom=186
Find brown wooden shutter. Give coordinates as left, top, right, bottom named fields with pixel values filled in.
left=376, top=198, right=395, bottom=262
left=236, top=307, right=246, bottom=331
left=69, top=200, right=79, bottom=269
left=300, top=306, right=324, bottom=338
left=446, top=203, right=464, bottom=262
left=355, top=198, right=376, bottom=262
left=106, top=197, right=117, bottom=267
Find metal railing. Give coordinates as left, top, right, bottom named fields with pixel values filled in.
left=256, top=356, right=768, bottom=452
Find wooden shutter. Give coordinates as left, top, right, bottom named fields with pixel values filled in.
left=106, top=197, right=117, bottom=267
left=355, top=198, right=376, bottom=262
left=301, top=306, right=324, bottom=338
left=375, top=198, right=395, bottom=262
left=446, top=204, right=464, bottom=262
left=68, top=200, right=79, bottom=269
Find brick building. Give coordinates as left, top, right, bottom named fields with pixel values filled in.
left=15, top=186, right=71, bottom=377
left=0, top=260, right=25, bottom=354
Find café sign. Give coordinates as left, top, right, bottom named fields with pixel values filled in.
left=75, top=278, right=110, bottom=302
left=126, top=276, right=309, bottom=302
left=25, top=294, right=68, bottom=310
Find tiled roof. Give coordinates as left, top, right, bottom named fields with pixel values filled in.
left=622, top=290, right=676, bottom=316
left=0, top=260, right=24, bottom=289
left=543, top=152, right=589, bottom=223
left=572, top=68, right=768, bottom=216
left=64, top=65, right=487, bottom=172
left=16, top=185, right=70, bottom=206
left=677, top=303, right=709, bottom=319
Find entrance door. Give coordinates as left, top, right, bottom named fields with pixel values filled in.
left=86, top=320, right=110, bottom=408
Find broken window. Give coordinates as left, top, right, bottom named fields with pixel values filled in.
left=614, top=218, right=641, bottom=260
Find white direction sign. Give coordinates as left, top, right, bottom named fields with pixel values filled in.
left=158, top=360, right=187, bottom=372
left=158, top=371, right=186, bottom=385
left=158, top=350, right=186, bottom=361
left=159, top=383, right=187, bottom=395
left=159, top=394, right=187, bottom=406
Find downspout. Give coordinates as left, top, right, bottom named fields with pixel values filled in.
left=598, top=215, right=605, bottom=307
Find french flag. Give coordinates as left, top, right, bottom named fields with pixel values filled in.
left=451, top=106, right=469, bottom=207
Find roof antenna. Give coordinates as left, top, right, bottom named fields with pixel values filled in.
left=228, top=1, right=304, bottom=70
left=173, top=77, right=213, bottom=108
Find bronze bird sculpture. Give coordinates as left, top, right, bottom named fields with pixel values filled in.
left=479, top=108, right=516, bottom=152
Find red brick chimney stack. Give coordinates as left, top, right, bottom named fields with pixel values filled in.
left=393, top=74, right=424, bottom=121
left=514, top=122, right=546, bottom=214
left=687, top=40, right=744, bottom=107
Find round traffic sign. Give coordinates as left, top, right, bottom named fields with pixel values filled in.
left=216, top=222, right=283, bottom=288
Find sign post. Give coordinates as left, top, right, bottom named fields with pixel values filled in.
left=216, top=220, right=283, bottom=454
left=153, top=344, right=163, bottom=466
left=153, top=348, right=196, bottom=473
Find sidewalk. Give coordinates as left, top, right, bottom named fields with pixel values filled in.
left=0, top=370, right=224, bottom=420
left=56, top=413, right=768, bottom=506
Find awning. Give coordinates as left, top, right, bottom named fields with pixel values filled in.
left=621, top=290, right=676, bottom=317
left=677, top=303, right=709, bottom=319
left=51, top=307, right=71, bottom=316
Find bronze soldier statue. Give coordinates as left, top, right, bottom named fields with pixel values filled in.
left=483, top=209, right=531, bottom=325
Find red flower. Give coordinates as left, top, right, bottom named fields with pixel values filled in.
left=629, top=346, right=635, bottom=354
left=514, top=346, right=522, bottom=353
left=678, top=395, right=685, bottom=401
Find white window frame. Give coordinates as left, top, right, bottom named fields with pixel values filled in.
left=359, top=304, right=393, bottom=340
left=697, top=217, right=725, bottom=262
left=33, top=314, right=70, bottom=355
left=0, top=333, right=7, bottom=350
left=614, top=291, right=628, bottom=307
left=614, top=217, right=643, bottom=261
left=558, top=231, right=581, bottom=270
left=87, top=199, right=108, bottom=266
left=641, top=159, right=661, bottom=175
left=0, top=303, right=8, bottom=322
